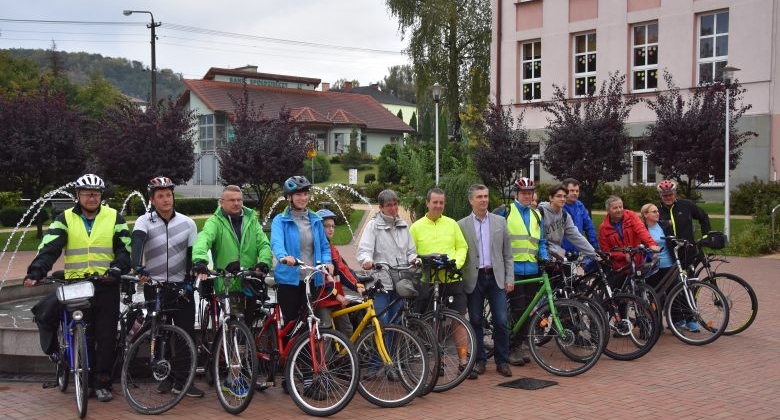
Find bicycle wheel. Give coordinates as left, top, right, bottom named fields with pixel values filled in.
left=665, top=280, right=729, bottom=345
left=404, top=317, right=439, bottom=396
left=57, top=325, right=69, bottom=393
left=701, top=273, right=757, bottom=335
left=527, top=299, right=604, bottom=377
left=285, top=329, right=359, bottom=417
left=121, top=324, right=197, bottom=415
left=213, top=319, right=258, bottom=414
left=601, top=294, right=660, bottom=361
left=422, top=309, right=476, bottom=393
left=355, top=324, right=427, bottom=407
left=254, top=317, right=279, bottom=391
left=198, top=301, right=218, bottom=385
left=73, top=323, right=89, bottom=419
left=628, top=281, right=662, bottom=329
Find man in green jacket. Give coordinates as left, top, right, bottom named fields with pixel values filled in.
left=192, top=185, right=273, bottom=326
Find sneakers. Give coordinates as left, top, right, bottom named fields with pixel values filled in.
left=508, top=345, right=529, bottom=366
left=685, top=320, right=701, bottom=333
left=156, top=378, right=173, bottom=394
left=172, top=383, right=204, bottom=398
left=222, top=378, right=249, bottom=398
left=95, top=388, right=113, bottom=402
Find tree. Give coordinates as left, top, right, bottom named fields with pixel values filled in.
left=386, top=0, right=491, bottom=141
left=396, top=109, right=404, bottom=120
left=73, top=73, right=125, bottom=118
left=331, top=78, right=361, bottom=91
left=0, top=81, right=88, bottom=237
left=644, top=71, right=756, bottom=198
left=538, top=72, right=640, bottom=210
left=92, top=98, right=196, bottom=194
left=377, top=143, right=403, bottom=183
left=218, top=88, right=308, bottom=210
left=409, top=111, right=418, bottom=133
left=379, top=64, right=416, bottom=103
left=0, top=51, right=42, bottom=97
left=471, top=103, right=534, bottom=202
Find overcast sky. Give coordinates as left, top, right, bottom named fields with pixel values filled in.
left=0, top=0, right=410, bottom=86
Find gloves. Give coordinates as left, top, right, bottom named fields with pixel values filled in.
left=254, top=262, right=270, bottom=275
left=135, top=266, right=150, bottom=278
left=107, top=267, right=122, bottom=279
left=193, top=262, right=210, bottom=275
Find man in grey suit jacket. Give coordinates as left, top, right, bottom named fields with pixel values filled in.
left=458, top=184, right=514, bottom=378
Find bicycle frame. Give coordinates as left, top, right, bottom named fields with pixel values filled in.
left=331, top=296, right=393, bottom=364
left=60, top=307, right=90, bottom=377
left=509, top=270, right=565, bottom=337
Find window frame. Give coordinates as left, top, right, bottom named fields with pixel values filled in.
left=697, top=10, right=729, bottom=85
left=520, top=40, right=542, bottom=102
left=573, top=32, right=597, bottom=97
left=630, top=150, right=657, bottom=186
left=631, top=22, right=659, bottom=93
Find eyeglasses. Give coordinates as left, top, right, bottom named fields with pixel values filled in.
left=78, top=192, right=101, bottom=199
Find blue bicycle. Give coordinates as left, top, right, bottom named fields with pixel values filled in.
left=40, top=272, right=96, bottom=419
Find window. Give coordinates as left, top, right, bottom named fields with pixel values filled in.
left=199, top=115, right=214, bottom=151
left=360, top=134, right=367, bottom=153
left=316, top=133, right=326, bottom=151
left=573, top=33, right=597, bottom=97
left=521, top=40, right=542, bottom=101
left=631, top=151, right=657, bottom=185
left=698, top=11, right=729, bottom=84
left=519, top=144, right=541, bottom=183
left=632, top=22, right=658, bottom=92
left=334, top=133, right=344, bottom=154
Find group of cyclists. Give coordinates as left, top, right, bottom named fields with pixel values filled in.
left=22, top=170, right=718, bottom=413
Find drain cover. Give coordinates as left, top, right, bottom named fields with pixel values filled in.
left=498, top=377, right=558, bottom=390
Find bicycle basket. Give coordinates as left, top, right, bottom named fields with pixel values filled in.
left=388, top=267, right=423, bottom=299
left=699, top=231, right=728, bottom=249
left=56, top=281, right=94, bottom=305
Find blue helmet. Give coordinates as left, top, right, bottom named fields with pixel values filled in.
left=316, top=209, right=337, bottom=221
left=283, top=176, right=312, bottom=196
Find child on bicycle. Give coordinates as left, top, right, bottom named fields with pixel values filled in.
left=316, top=209, right=364, bottom=338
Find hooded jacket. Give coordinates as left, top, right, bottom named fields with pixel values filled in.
left=538, top=202, right=597, bottom=258
left=356, top=211, right=417, bottom=290
left=598, top=209, right=657, bottom=270
left=192, top=205, right=272, bottom=292
left=562, top=199, right=599, bottom=252
left=270, top=206, right=331, bottom=287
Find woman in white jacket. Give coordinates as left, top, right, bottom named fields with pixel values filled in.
left=356, top=189, right=418, bottom=324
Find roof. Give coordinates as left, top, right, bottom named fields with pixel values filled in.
left=181, top=79, right=412, bottom=133
left=202, top=67, right=321, bottom=86
left=345, top=85, right=416, bottom=107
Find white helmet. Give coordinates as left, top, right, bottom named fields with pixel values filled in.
left=74, top=174, right=105, bottom=191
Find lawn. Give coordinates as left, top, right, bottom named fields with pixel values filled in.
left=323, top=164, right=378, bottom=186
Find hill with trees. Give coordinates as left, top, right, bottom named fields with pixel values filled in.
left=5, top=47, right=185, bottom=101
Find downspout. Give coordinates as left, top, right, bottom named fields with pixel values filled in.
left=496, top=0, right=503, bottom=106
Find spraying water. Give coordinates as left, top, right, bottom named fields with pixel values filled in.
left=120, top=190, right=148, bottom=216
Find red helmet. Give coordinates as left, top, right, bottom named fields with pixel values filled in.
left=147, top=176, right=175, bottom=195
left=514, top=177, right=535, bottom=191
left=657, top=179, right=677, bottom=194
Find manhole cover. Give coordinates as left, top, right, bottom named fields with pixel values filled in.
left=498, top=377, right=558, bottom=390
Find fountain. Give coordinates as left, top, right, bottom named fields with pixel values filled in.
left=119, top=190, right=148, bottom=216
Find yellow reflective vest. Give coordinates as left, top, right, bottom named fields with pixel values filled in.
left=63, top=207, right=116, bottom=279
left=506, top=207, right=541, bottom=262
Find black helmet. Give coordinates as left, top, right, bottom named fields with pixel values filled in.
left=283, top=176, right=312, bottom=196
left=147, top=176, right=175, bottom=196
left=74, top=174, right=105, bottom=191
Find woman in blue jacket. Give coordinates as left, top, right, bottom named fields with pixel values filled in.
left=271, top=176, right=332, bottom=325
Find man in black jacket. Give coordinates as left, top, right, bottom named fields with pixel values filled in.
left=656, top=179, right=711, bottom=267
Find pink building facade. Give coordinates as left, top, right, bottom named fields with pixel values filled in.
left=491, top=0, right=780, bottom=198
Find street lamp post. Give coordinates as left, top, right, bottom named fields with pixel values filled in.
left=721, top=66, right=740, bottom=240
left=123, top=10, right=161, bottom=106
left=430, top=83, right=444, bottom=186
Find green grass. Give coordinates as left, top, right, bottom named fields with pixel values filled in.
left=331, top=210, right=365, bottom=245
left=698, top=202, right=725, bottom=215
left=322, top=164, right=378, bottom=186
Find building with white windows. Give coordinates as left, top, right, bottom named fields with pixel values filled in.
left=491, top=0, right=780, bottom=199
left=176, top=66, right=412, bottom=197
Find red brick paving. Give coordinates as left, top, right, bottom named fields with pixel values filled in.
left=1, top=256, right=778, bottom=419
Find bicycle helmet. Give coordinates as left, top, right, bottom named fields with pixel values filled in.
left=657, top=179, right=677, bottom=194
left=283, top=176, right=312, bottom=196
left=147, top=176, right=175, bottom=195
left=74, top=174, right=105, bottom=191
left=316, top=209, right=337, bottom=221
left=514, top=177, right=535, bottom=191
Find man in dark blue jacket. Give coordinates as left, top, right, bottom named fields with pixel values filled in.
left=561, top=178, right=599, bottom=254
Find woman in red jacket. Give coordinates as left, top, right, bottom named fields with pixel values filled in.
left=598, top=196, right=660, bottom=271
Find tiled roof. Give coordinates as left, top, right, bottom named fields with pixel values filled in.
left=346, top=86, right=416, bottom=107
left=181, top=79, right=413, bottom=133
left=290, top=107, right=331, bottom=124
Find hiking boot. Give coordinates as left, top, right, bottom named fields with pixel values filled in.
left=496, top=363, right=513, bottom=378
left=474, top=360, right=486, bottom=375
left=508, top=346, right=525, bottom=366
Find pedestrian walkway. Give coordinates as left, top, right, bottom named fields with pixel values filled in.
left=1, top=256, right=778, bottom=419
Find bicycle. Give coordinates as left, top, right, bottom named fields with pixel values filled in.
left=329, top=267, right=429, bottom=408
left=692, top=232, right=758, bottom=335
left=198, top=268, right=261, bottom=414
left=37, top=272, right=96, bottom=419
left=651, top=236, right=730, bottom=345
left=118, top=274, right=198, bottom=415
left=505, top=258, right=606, bottom=377
left=252, top=260, right=359, bottom=417
left=415, top=254, right=477, bottom=391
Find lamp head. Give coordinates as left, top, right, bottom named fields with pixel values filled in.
left=123, top=10, right=133, bottom=15
left=430, top=82, right=443, bottom=103
left=720, top=66, right=741, bottom=84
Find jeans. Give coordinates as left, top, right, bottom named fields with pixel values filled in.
left=373, top=291, right=401, bottom=325
left=467, top=272, right=510, bottom=366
